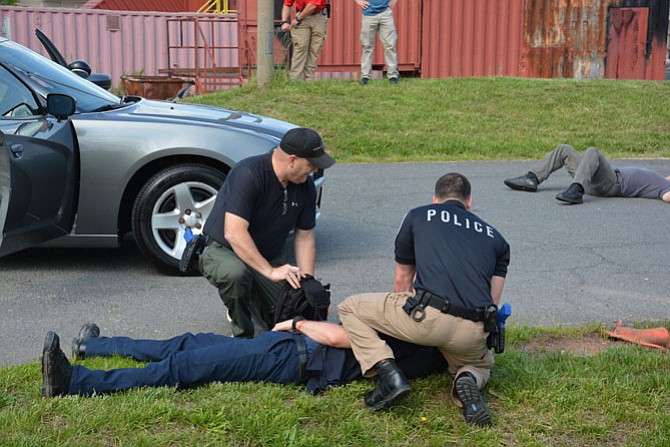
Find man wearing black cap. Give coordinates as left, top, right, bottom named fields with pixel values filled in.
left=200, top=127, right=335, bottom=338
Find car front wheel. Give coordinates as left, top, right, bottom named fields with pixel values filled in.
left=131, top=164, right=226, bottom=273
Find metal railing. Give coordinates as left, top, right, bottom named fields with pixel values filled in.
left=164, top=17, right=245, bottom=94
left=197, top=0, right=238, bottom=14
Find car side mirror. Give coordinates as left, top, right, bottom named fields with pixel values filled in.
left=87, top=73, right=112, bottom=90
left=46, top=93, right=76, bottom=120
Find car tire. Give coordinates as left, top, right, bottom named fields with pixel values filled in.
left=131, top=164, right=226, bottom=274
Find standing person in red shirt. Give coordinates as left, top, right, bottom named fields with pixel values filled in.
left=281, top=0, right=330, bottom=81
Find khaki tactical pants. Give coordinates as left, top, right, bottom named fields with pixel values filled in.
left=289, top=12, right=328, bottom=81
left=338, top=292, right=494, bottom=406
left=360, top=8, right=398, bottom=80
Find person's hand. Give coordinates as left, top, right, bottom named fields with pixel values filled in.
left=272, top=319, right=293, bottom=332
left=355, top=0, right=370, bottom=9
left=270, top=264, right=305, bottom=288
left=281, top=22, right=291, bottom=32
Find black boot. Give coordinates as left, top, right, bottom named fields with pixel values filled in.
left=42, top=332, right=72, bottom=398
left=455, top=372, right=492, bottom=426
left=72, top=323, right=100, bottom=359
left=503, top=172, right=539, bottom=192
left=556, top=183, right=584, bottom=204
left=364, top=359, right=411, bottom=411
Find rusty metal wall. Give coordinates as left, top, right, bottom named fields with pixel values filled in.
left=2, top=1, right=665, bottom=90
left=522, top=0, right=611, bottom=79
left=522, top=0, right=667, bottom=80
left=421, top=0, right=526, bottom=78
left=0, top=6, right=238, bottom=89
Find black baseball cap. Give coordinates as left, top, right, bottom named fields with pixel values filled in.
left=280, top=127, right=335, bottom=170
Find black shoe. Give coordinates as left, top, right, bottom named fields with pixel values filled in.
left=364, top=359, right=411, bottom=411
left=389, top=77, right=399, bottom=85
left=455, top=373, right=492, bottom=427
left=72, top=323, right=100, bottom=360
left=503, top=172, right=539, bottom=192
left=556, top=183, right=584, bottom=204
left=359, top=77, right=369, bottom=85
left=42, top=332, right=72, bottom=398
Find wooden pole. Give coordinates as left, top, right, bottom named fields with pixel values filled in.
left=256, top=0, right=274, bottom=86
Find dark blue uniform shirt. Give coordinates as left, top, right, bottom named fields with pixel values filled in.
left=203, top=152, right=317, bottom=260
left=395, top=199, right=510, bottom=309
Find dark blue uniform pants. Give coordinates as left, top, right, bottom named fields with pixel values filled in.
left=69, top=332, right=302, bottom=396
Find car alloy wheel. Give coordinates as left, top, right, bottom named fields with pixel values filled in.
left=131, top=164, right=226, bottom=273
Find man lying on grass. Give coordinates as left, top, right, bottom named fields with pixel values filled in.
left=42, top=320, right=447, bottom=398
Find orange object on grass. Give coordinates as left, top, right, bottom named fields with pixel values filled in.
left=605, top=320, right=670, bottom=351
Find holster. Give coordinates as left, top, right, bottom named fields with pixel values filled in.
left=485, top=306, right=506, bottom=354
left=178, top=234, right=209, bottom=275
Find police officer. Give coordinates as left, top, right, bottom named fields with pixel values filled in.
left=338, top=172, right=510, bottom=426
left=199, top=127, right=335, bottom=338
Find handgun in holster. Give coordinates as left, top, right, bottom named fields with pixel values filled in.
left=486, top=303, right=512, bottom=354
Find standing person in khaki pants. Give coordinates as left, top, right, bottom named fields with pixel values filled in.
left=355, top=0, right=399, bottom=85
left=281, top=0, right=330, bottom=81
left=338, top=173, right=511, bottom=427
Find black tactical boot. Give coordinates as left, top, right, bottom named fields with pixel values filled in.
left=503, top=172, right=539, bottom=192
left=555, top=183, right=584, bottom=204
left=455, top=372, right=492, bottom=426
left=364, top=359, right=411, bottom=411
left=42, top=332, right=73, bottom=398
left=72, top=323, right=100, bottom=360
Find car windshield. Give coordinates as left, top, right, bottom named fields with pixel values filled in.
left=0, top=39, right=122, bottom=113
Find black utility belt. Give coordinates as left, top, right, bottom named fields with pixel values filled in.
left=402, top=290, right=493, bottom=325
left=297, top=8, right=329, bottom=16
left=292, top=333, right=308, bottom=380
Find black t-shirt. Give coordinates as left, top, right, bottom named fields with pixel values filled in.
left=203, top=152, right=317, bottom=260
left=395, top=200, right=510, bottom=309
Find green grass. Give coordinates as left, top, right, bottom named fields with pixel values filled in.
left=189, top=76, right=670, bottom=163
left=2, top=325, right=669, bottom=446
left=3, top=77, right=669, bottom=445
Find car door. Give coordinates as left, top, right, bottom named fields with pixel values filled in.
left=0, top=64, right=78, bottom=257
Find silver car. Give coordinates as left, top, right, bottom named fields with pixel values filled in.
left=0, top=37, right=324, bottom=272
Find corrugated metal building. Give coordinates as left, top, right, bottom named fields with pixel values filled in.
left=80, top=0, right=204, bottom=12
left=1, top=0, right=667, bottom=95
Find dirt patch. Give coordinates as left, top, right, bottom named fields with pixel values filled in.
left=517, top=332, right=616, bottom=356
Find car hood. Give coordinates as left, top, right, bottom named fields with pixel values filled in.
left=120, top=99, right=295, bottom=139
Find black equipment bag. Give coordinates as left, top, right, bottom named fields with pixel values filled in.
left=266, top=274, right=331, bottom=327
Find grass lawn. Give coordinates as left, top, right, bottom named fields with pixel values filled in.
left=2, top=77, right=669, bottom=446
left=190, top=76, right=670, bottom=163
left=1, top=325, right=669, bottom=446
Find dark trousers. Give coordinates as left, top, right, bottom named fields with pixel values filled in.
left=69, top=332, right=302, bottom=396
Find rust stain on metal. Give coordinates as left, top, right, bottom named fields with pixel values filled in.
left=523, top=0, right=618, bottom=78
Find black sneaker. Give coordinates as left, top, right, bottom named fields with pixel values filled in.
left=72, top=323, right=100, bottom=360
left=389, top=77, right=399, bottom=85
left=359, top=77, right=369, bottom=85
left=42, top=332, right=72, bottom=398
left=555, top=183, right=584, bottom=204
left=455, top=373, right=492, bottom=426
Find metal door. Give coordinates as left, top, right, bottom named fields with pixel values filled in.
left=0, top=64, right=78, bottom=257
left=606, top=7, right=648, bottom=80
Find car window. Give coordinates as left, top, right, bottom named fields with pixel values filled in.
left=0, top=65, right=40, bottom=118
left=0, top=40, right=120, bottom=113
